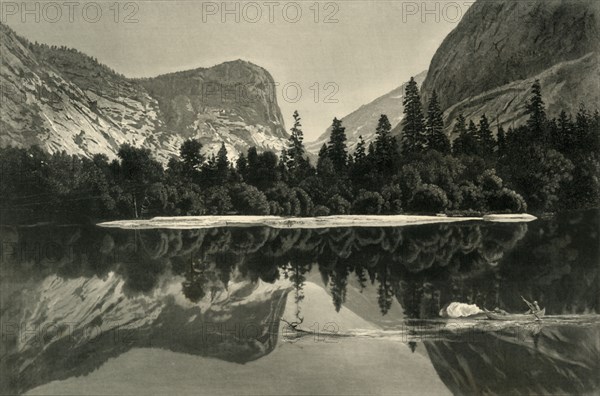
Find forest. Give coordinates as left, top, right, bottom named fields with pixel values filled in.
left=0, top=80, right=598, bottom=223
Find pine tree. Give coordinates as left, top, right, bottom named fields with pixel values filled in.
left=327, top=117, right=348, bottom=173
left=468, top=120, right=479, bottom=138
left=373, top=114, right=399, bottom=176
left=454, top=118, right=480, bottom=156
left=368, top=142, right=375, bottom=157
left=316, top=143, right=329, bottom=175
left=575, top=104, right=595, bottom=149
left=236, top=153, right=247, bottom=177
left=354, top=135, right=367, bottom=163
left=179, top=139, right=204, bottom=170
left=451, top=114, right=468, bottom=155
left=477, top=114, right=495, bottom=155
left=401, top=77, right=426, bottom=154
left=287, top=111, right=306, bottom=171
left=497, top=126, right=506, bottom=154
left=426, top=91, right=450, bottom=153
left=216, top=142, right=229, bottom=182
left=278, top=149, right=289, bottom=181
left=556, top=110, right=572, bottom=152
left=526, top=79, right=547, bottom=142
left=285, top=110, right=313, bottom=183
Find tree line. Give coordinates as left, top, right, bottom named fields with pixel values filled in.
left=0, top=80, right=598, bottom=223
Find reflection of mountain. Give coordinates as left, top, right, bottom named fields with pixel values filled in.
left=425, top=324, right=600, bottom=395
left=1, top=273, right=290, bottom=395
left=2, top=212, right=598, bottom=393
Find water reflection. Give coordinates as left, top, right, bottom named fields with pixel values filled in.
left=0, top=210, right=598, bottom=394
left=425, top=322, right=600, bottom=395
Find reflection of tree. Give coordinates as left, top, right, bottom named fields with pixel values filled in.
left=376, top=261, right=394, bottom=315
left=4, top=210, right=597, bottom=316
left=283, top=257, right=312, bottom=320
left=330, top=265, right=349, bottom=312
left=182, top=257, right=207, bottom=303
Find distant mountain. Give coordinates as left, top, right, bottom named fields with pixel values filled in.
left=0, top=23, right=288, bottom=163
left=419, top=0, right=600, bottom=136
left=307, top=71, right=427, bottom=156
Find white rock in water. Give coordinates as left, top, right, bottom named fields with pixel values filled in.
left=483, top=214, right=537, bottom=222
left=439, top=302, right=483, bottom=318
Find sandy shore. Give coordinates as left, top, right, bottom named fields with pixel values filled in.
left=97, top=213, right=537, bottom=229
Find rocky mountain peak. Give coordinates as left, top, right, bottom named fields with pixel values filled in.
left=0, top=23, right=288, bottom=163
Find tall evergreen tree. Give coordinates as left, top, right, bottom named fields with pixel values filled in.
left=354, top=135, right=367, bottom=163
left=454, top=118, right=480, bottom=156
left=286, top=110, right=312, bottom=182
left=179, top=139, right=204, bottom=171
left=477, top=114, right=495, bottom=155
left=236, top=153, right=247, bottom=175
left=327, top=117, right=348, bottom=173
left=278, top=149, right=289, bottom=182
left=216, top=143, right=229, bottom=182
left=426, top=91, right=450, bottom=153
left=556, top=110, right=572, bottom=152
left=526, top=79, right=547, bottom=142
left=497, top=126, right=506, bottom=154
left=452, top=114, right=474, bottom=156
left=401, top=77, right=426, bottom=154
left=373, top=114, right=400, bottom=177
left=316, top=143, right=329, bottom=175
left=287, top=111, right=305, bottom=168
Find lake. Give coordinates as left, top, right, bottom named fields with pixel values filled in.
left=1, top=210, right=598, bottom=395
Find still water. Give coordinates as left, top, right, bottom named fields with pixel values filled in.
left=1, top=211, right=598, bottom=395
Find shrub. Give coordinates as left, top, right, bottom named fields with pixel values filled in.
left=398, top=164, right=422, bottom=204
left=229, top=183, right=270, bottom=215
left=381, top=184, right=403, bottom=214
left=327, top=194, right=351, bottom=215
left=176, top=184, right=204, bottom=215
left=478, top=169, right=503, bottom=192
left=458, top=181, right=485, bottom=211
left=352, top=190, right=384, bottom=214
left=266, top=183, right=300, bottom=216
left=293, top=187, right=314, bottom=216
left=487, top=188, right=527, bottom=213
left=313, top=205, right=331, bottom=217
left=408, top=184, right=449, bottom=213
left=264, top=183, right=313, bottom=216
left=144, top=182, right=169, bottom=217
left=204, top=186, right=233, bottom=215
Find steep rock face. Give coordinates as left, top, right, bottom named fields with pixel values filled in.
left=420, top=0, right=600, bottom=135
left=138, top=60, right=288, bottom=160
left=0, top=23, right=165, bottom=160
left=0, top=23, right=288, bottom=163
left=307, top=71, right=427, bottom=155
left=443, top=52, right=600, bottom=132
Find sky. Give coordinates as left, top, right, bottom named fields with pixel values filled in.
left=3, top=1, right=470, bottom=140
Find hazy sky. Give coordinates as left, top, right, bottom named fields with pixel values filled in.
left=4, top=1, right=469, bottom=140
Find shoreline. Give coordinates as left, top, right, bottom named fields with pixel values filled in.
left=97, top=213, right=537, bottom=230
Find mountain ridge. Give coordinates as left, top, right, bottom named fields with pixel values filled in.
left=0, top=23, right=289, bottom=163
